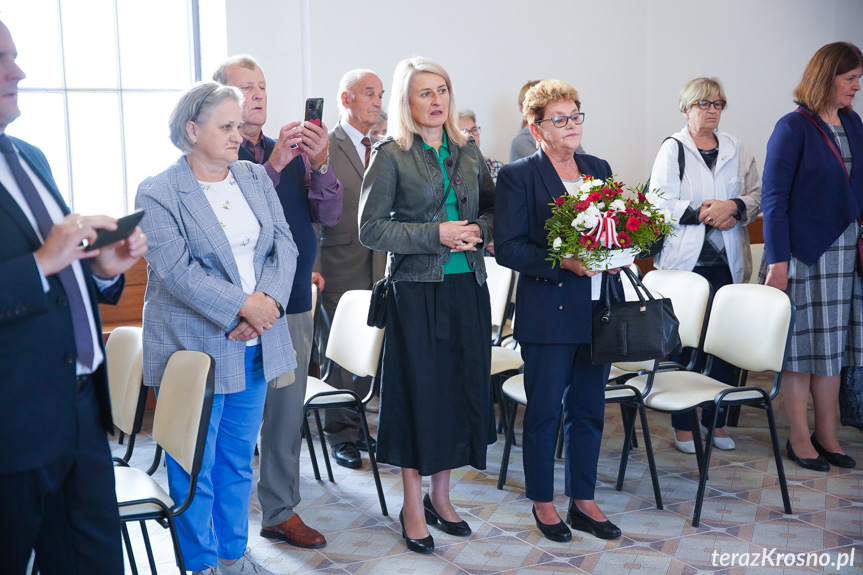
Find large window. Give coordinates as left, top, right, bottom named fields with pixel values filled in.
left=3, top=0, right=226, bottom=216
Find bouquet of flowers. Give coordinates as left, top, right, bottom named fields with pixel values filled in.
left=545, top=175, right=674, bottom=270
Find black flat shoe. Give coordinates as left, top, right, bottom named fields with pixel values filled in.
left=331, top=442, right=362, bottom=469
left=399, top=509, right=434, bottom=554
left=355, top=434, right=377, bottom=452
left=566, top=503, right=621, bottom=540
left=423, top=493, right=471, bottom=536
left=531, top=506, right=572, bottom=542
left=811, top=435, right=856, bottom=468
left=786, top=439, right=830, bottom=472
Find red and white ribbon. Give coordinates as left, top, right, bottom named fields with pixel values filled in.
left=582, top=211, right=621, bottom=248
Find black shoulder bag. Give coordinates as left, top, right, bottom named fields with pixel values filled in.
left=637, top=136, right=684, bottom=260
left=591, top=267, right=682, bottom=364
left=367, top=148, right=463, bottom=328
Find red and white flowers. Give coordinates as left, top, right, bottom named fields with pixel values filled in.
left=545, top=175, right=673, bottom=269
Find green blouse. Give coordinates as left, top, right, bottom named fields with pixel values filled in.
left=424, top=132, right=471, bottom=275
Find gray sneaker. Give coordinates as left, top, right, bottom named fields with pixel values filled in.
left=218, top=550, right=276, bottom=575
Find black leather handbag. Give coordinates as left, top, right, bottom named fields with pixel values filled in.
left=366, top=149, right=463, bottom=328
left=591, top=268, right=682, bottom=364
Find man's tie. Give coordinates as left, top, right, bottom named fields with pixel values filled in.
left=0, top=134, right=95, bottom=367
left=361, top=137, right=372, bottom=168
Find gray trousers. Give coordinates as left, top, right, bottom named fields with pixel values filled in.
left=257, top=311, right=312, bottom=527
left=320, top=289, right=370, bottom=445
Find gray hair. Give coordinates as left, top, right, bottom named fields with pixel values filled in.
left=169, top=81, right=243, bottom=154
left=388, top=56, right=466, bottom=151
left=337, top=68, right=378, bottom=118
left=457, top=108, right=476, bottom=123
left=213, top=54, right=261, bottom=85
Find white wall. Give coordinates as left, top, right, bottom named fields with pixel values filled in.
left=225, top=0, right=863, bottom=185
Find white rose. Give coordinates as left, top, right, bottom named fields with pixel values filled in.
left=610, top=199, right=626, bottom=211
left=596, top=201, right=606, bottom=210
left=582, top=212, right=600, bottom=229
left=571, top=218, right=579, bottom=228
left=580, top=180, right=598, bottom=194
left=552, top=237, right=563, bottom=250
left=660, top=208, right=672, bottom=222
left=644, top=191, right=661, bottom=206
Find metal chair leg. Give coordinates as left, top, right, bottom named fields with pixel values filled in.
left=637, top=403, right=663, bottom=509
left=139, top=520, right=158, bottom=574
left=313, top=408, right=334, bottom=482
left=616, top=404, right=636, bottom=491
left=303, top=414, right=322, bottom=480
left=765, top=399, right=792, bottom=514
left=121, top=523, right=139, bottom=575
left=497, top=398, right=519, bottom=490
left=358, top=404, right=388, bottom=516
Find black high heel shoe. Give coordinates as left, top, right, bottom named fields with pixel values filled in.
left=786, top=439, right=830, bottom=472
left=566, top=503, right=621, bottom=540
left=399, top=509, right=434, bottom=554
left=423, top=493, right=471, bottom=536
left=532, top=506, right=572, bottom=542
left=810, top=435, right=855, bottom=468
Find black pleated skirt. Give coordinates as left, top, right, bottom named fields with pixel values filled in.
left=376, top=273, right=494, bottom=476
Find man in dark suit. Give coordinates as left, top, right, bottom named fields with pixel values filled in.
left=319, top=69, right=387, bottom=469
left=0, top=19, right=148, bottom=574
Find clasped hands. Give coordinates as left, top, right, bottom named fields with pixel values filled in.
left=229, top=292, right=281, bottom=341
left=440, top=220, right=482, bottom=252
left=698, top=199, right=738, bottom=231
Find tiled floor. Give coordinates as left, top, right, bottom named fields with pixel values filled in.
left=115, top=373, right=863, bottom=574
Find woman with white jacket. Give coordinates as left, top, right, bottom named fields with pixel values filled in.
left=649, top=77, right=761, bottom=454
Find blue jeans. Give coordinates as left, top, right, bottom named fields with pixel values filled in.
left=162, top=345, right=267, bottom=570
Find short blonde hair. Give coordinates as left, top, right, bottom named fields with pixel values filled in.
left=794, top=42, right=863, bottom=116
left=387, top=56, right=467, bottom=151
left=678, top=77, right=726, bottom=113
left=522, top=79, right=580, bottom=125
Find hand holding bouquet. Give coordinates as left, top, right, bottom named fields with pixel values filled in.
left=545, top=175, right=674, bottom=270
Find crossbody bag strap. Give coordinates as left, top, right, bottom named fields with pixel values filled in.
left=386, top=142, right=464, bottom=279
left=795, top=108, right=850, bottom=180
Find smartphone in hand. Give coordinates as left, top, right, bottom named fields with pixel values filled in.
left=304, top=98, right=324, bottom=126
left=84, top=210, right=145, bottom=252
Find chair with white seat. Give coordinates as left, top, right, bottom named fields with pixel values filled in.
left=105, top=326, right=146, bottom=464
left=485, top=256, right=515, bottom=346
left=302, top=289, right=388, bottom=516
left=114, top=350, right=215, bottom=574
left=627, top=283, right=794, bottom=526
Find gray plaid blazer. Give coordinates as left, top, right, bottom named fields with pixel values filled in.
left=136, top=156, right=299, bottom=393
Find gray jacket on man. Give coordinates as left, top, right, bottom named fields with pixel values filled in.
left=358, top=135, right=495, bottom=284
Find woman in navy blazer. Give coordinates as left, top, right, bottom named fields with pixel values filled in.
left=495, top=80, right=621, bottom=541
left=762, top=42, right=863, bottom=472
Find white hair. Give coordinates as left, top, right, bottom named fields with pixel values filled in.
left=337, top=68, right=378, bottom=119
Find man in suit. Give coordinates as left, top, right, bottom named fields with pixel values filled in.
left=0, top=19, right=148, bottom=574
left=214, top=55, right=343, bottom=550
left=320, top=69, right=387, bottom=469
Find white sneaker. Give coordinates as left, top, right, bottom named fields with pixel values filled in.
left=218, top=550, right=275, bottom=575
left=700, top=424, right=736, bottom=450
left=673, top=429, right=696, bottom=454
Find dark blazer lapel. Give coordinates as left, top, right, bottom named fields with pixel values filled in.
left=334, top=124, right=365, bottom=179
left=175, top=157, right=243, bottom=286
left=533, top=148, right=569, bottom=203
left=842, top=112, right=863, bottom=196
left=0, top=182, right=41, bottom=248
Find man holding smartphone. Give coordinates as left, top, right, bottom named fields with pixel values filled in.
left=0, top=18, right=148, bottom=573
left=214, top=55, right=343, bottom=550
left=318, top=69, right=387, bottom=470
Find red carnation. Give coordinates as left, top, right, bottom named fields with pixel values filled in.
left=554, top=197, right=566, bottom=205
left=626, top=218, right=641, bottom=231
left=638, top=193, right=646, bottom=203
left=587, top=192, right=601, bottom=203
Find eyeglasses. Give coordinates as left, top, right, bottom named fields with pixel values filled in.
left=694, top=99, right=726, bottom=110
left=535, top=112, right=585, bottom=128
left=461, top=126, right=481, bottom=136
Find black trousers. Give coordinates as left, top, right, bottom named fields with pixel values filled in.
left=0, top=380, right=123, bottom=574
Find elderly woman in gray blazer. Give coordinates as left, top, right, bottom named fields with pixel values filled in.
left=135, top=82, right=298, bottom=575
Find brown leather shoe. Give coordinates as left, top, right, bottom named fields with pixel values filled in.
left=260, top=514, right=327, bottom=549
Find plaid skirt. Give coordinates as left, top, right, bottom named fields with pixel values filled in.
left=760, top=221, right=863, bottom=375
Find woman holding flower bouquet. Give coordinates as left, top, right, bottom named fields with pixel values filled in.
left=648, top=77, right=762, bottom=455
left=495, top=79, right=622, bottom=541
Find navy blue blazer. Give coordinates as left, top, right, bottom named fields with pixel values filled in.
left=762, top=107, right=863, bottom=266
left=494, top=148, right=614, bottom=345
left=0, top=136, right=121, bottom=474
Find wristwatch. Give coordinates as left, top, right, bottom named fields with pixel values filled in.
left=311, top=158, right=329, bottom=175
